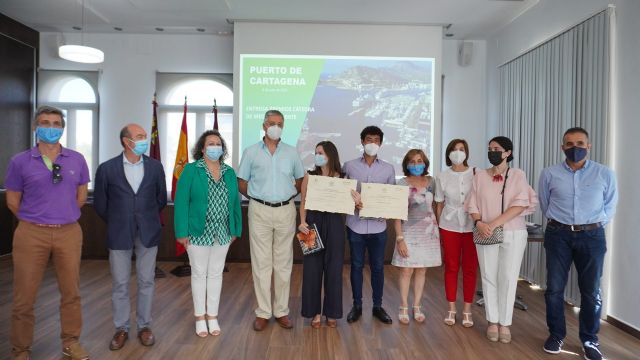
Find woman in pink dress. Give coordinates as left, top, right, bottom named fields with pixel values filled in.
left=392, top=149, right=441, bottom=324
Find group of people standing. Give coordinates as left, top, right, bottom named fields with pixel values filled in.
left=6, top=106, right=616, bottom=360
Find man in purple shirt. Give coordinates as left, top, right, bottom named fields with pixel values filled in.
left=4, top=106, right=90, bottom=360
left=342, top=126, right=396, bottom=324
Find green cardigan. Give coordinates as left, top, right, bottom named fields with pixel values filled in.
left=174, top=161, right=242, bottom=239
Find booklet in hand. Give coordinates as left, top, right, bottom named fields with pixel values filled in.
left=296, top=223, right=325, bottom=255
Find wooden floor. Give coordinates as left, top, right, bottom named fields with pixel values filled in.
left=1, top=257, right=639, bottom=360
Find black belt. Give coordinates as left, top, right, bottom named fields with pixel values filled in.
left=250, top=197, right=293, bottom=208
left=548, top=219, right=602, bottom=232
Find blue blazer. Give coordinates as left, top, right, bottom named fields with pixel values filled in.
left=93, top=154, right=167, bottom=250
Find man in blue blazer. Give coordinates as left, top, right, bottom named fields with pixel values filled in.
left=93, top=123, right=167, bottom=351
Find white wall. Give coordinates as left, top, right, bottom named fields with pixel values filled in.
left=486, top=0, right=640, bottom=331
left=442, top=40, right=487, bottom=171
left=39, top=32, right=233, bottom=161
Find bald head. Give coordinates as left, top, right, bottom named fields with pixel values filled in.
left=120, top=123, right=147, bottom=148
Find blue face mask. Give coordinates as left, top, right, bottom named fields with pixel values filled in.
left=564, top=146, right=588, bottom=162
left=407, top=164, right=426, bottom=176
left=314, top=154, right=328, bottom=167
left=36, top=127, right=63, bottom=144
left=205, top=145, right=224, bottom=161
left=128, top=139, right=149, bottom=156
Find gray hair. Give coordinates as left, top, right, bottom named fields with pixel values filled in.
left=33, top=105, right=66, bottom=127
left=263, top=109, right=284, bottom=123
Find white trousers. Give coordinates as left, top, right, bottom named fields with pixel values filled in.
left=476, top=229, right=528, bottom=326
left=187, top=243, right=231, bottom=317
left=248, top=200, right=296, bottom=319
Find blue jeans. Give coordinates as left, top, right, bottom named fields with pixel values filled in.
left=347, top=228, right=387, bottom=307
left=544, top=223, right=606, bottom=343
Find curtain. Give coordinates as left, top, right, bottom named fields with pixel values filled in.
left=497, top=9, right=611, bottom=306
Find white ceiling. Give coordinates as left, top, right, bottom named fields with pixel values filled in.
left=0, top=0, right=538, bottom=39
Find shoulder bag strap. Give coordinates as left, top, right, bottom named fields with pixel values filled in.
left=501, top=167, right=510, bottom=213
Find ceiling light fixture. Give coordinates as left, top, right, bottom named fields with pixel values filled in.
left=58, top=0, right=104, bottom=64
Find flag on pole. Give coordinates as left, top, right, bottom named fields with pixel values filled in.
left=150, top=93, right=161, bottom=161
left=149, top=93, right=165, bottom=226
left=172, top=96, right=189, bottom=256
left=212, top=98, right=218, bottom=130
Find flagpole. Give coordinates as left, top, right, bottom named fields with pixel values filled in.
left=171, top=95, right=191, bottom=277
left=149, top=92, right=167, bottom=278
left=212, top=98, right=218, bottom=130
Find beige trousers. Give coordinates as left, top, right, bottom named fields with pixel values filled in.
left=248, top=199, right=296, bottom=319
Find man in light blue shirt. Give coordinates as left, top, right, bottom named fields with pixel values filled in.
left=237, top=110, right=304, bottom=331
left=538, top=127, right=617, bottom=360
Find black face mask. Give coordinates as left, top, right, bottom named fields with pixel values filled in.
left=488, top=151, right=504, bottom=166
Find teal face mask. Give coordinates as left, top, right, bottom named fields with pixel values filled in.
left=205, top=145, right=224, bottom=160
left=407, top=164, right=426, bottom=176
left=36, top=127, right=63, bottom=144
left=129, top=139, right=149, bottom=156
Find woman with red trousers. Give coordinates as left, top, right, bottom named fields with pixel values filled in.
left=435, top=139, right=478, bottom=328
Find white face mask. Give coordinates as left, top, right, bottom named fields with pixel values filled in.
left=363, top=143, right=380, bottom=156
left=266, top=125, right=282, bottom=140
left=448, top=150, right=466, bottom=165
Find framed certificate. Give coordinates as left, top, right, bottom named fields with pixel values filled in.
left=359, top=183, right=409, bottom=220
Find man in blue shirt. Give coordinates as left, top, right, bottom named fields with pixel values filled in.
left=94, top=124, right=167, bottom=351
left=342, top=125, right=396, bottom=324
left=538, top=127, right=617, bottom=360
left=238, top=110, right=305, bottom=331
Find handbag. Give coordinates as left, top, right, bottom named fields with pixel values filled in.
left=473, top=168, right=509, bottom=245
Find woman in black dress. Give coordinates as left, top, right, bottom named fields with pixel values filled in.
left=298, top=141, right=346, bottom=328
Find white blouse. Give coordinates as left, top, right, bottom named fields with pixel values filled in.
left=434, top=167, right=474, bottom=233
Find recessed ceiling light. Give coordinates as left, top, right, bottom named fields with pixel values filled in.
left=155, top=27, right=164, bottom=32
left=197, top=28, right=205, bottom=32
left=114, top=27, right=123, bottom=31
left=72, top=26, right=82, bottom=31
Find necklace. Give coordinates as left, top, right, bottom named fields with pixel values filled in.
left=491, top=166, right=508, bottom=182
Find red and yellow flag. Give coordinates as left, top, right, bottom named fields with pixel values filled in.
left=173, top=97, right=189, bottom=256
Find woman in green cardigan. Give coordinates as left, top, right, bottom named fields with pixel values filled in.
left=174, top=130, right=242, bottom=337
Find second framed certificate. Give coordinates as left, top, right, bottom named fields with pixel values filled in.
left=359, top=183, right=409, bottom=220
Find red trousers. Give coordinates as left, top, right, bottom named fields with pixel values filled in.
left=440, top=228, right=478, bottom=303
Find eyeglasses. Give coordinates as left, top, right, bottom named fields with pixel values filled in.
left=52, top=163, right=63, bottom=184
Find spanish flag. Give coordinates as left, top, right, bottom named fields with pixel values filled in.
left=173, top=97, right=189, bottom=256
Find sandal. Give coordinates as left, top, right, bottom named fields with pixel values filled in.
left=413, top=306, right=426, bottom=323
left=207, top=318, right=221, bottom=336
left=398, top=306, right=410, bottom=325
left=444, top=310, right=456, bottom=326
left=486, top=324, right=499, bottom=342
left=311, top=315, right=321, bottom=329
left=462, top=312, right=474, bottom=328
left=326, top=317, right=337, bottom=328
left=499, top=326, right=511, bottom=344
left=195, top=319, right=208, bottom=337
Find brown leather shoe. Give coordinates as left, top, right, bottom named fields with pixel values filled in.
left=12, top=351, right=31, bottom=360
left=275, top=315, right=293, bottom=329
left=253, top=317, right=269, bottom=331
left=137, top=327, right=155, bottom=346
left=109, top=330, right=128, bottom=351
left=62, top=343, right=89, bottom=360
